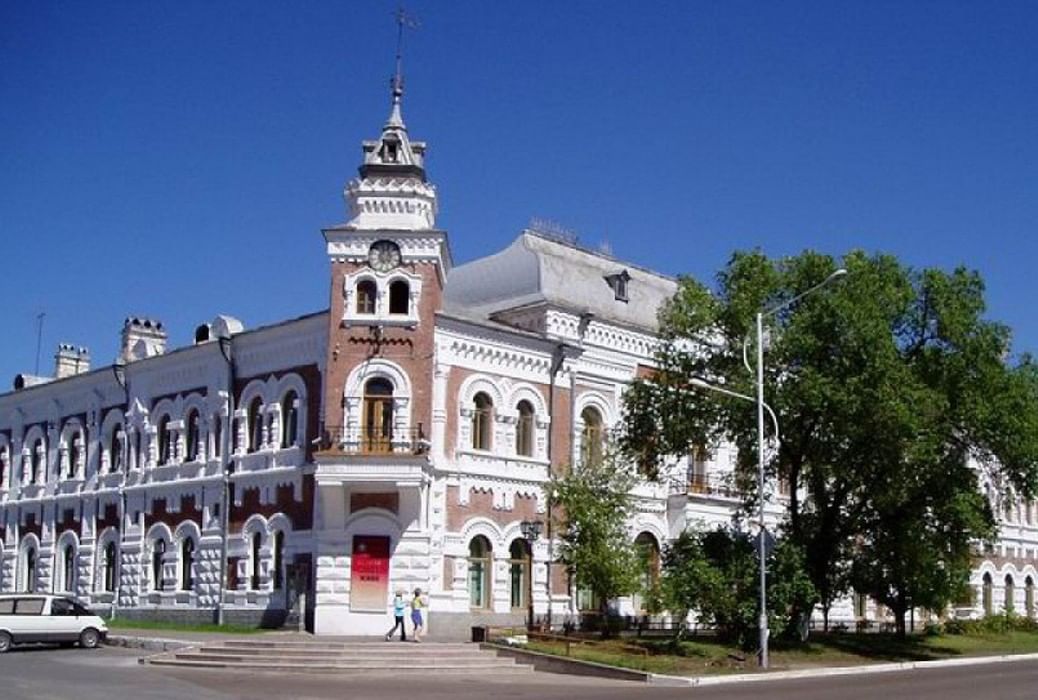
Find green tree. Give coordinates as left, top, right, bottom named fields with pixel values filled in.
left=657, top=527, right=816, bottom=649
left=550, top=453, right=640, bottom=635
left=623, top=250, right=1038, bottom=636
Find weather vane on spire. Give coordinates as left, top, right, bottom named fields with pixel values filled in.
left=392, top=6, right=420, bottom=99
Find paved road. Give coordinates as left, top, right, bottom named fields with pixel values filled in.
left=1, top=645, right=1037, bottom=699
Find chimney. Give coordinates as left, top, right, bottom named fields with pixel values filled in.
left=55, top=344, right=91, bottom=378
left=120, top=317, right=167, bottom=362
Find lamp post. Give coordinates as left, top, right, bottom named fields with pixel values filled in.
left=216, top=335, right=234, bottom=626
left=110, top=358, right=128, bottom=621
left=753, top=268, right=846, bottom=669
left=520, top=519, right=543, bottom=630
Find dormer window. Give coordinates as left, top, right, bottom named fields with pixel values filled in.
left=605, top=270, right=631, bottom=302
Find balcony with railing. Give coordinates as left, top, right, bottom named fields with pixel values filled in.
left=316, top=424, right=428, bottom=456
left=680, top=473, right=744, bottom=500
left=314, top=424, right=430, bottom=488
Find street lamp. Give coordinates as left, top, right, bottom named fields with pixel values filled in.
left=520, top=520, right=543, bottom=629
left=110, top=357, right=128, bottom=622
left=753, top=268, right=846, bottom=668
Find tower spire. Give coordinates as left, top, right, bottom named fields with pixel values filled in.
left=388, top=7, right=419, bottom=129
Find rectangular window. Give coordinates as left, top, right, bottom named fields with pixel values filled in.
left=14, top=598, right=45, bottom=615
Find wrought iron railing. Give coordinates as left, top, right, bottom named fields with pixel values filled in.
left=686, top=473, right=743, bottom=498
left=317, top=424, right=427, bottom=456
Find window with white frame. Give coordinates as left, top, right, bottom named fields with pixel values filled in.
left=472, top=393, right=493, bottom=451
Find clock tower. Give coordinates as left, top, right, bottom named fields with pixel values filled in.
left=318, top=68, right=451, bottom=468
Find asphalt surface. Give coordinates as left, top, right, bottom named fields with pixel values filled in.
left=1, top=644, right=1037, bottom=699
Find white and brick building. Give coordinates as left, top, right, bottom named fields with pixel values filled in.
left=0, top=78, right=1031, bottom=635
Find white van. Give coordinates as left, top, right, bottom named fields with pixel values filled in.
left=0, top=594, right=108, bottom=652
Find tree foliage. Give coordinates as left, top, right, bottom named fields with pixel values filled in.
left=657, top=527, right=816, bottom=649
left=623, top=249, right=1038, bottom=637
left=550, top=453, right=640, bottom=631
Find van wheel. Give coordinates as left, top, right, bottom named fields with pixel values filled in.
left=0, top=631, right=11, bottom=654
left=79, top=628, right=101, bottom=650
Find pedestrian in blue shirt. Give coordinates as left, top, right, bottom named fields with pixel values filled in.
left=385, top=591, right=407, bottom=642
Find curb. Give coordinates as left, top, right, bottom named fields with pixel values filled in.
left=106, top=634, right=199, bottom=653
left=648, top=651, right=1038, bottom=687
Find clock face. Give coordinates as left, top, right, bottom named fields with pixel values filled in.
left=368, top=240, right=401, bottom=272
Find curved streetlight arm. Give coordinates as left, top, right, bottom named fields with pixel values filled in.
left=762, top=268, right=848, bottom=320
left=687, top=378, right=781, bottom=445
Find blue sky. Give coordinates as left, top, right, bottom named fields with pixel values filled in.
left=1, top=1, right=1036, bottom=382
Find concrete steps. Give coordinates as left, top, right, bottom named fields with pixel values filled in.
left=146, top=639, right=531, bottom=675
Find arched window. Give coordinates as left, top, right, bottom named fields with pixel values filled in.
left=0, top=445, right=8, bottom=488
left=580, top=406, right=605, bottom=466
left=363, top=378, right=394, bottom=453
left=157, top=416, right=172, bottom=466
left=152, top=539, right=166, bottom=592
left=468, top=536, right=492, bottom=609
left=110, top=428, right=124, bottom=472
left=103, top=541, right=118, bottom=593
left=212, top=414, right=222, bottom=459
left=472, top=393, right=493, bottom=451
left=250, top=532, right=262, bottom=590
left=633, top=533, right=661, bottom=613
left=516, top=401, right=534, bottom=457
left=281, top=391, right=299, bottom=449
left=67, top=430, right=81, bottom=478
left=508, top=539, right=530, bottom=610
left=24, top=547, right=37, bottom=591
left=356, top=280, right=377, bottom=314
left=31, top=436, right=45, bottom=484
left=131, top=431, right=141, bottom=470
left=1005, top=574, right=1015, bottom=614
left=62, top=543, right=76, bottom=592
left=983, top=572, right=993, bottom=615
left=185, top=409, right=200, bottom=462
left=389, top=280, right=410, bottom=315
left=272, top=530, right=285, bottom=591
left=248, top=397, right=264, bottom=453
left=181, top=538, right=195, bottom=591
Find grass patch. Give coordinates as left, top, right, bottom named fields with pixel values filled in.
left=517, top=629, right=1038, bottom=677
left=106, top=618, right=267, bottom=635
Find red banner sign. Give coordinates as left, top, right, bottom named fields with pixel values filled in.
left=350, top=535, right=391, bottom=612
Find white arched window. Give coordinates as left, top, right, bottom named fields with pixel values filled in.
left=103, top=541, right=118, bottom=593
left=250, top=531, right=263, bottom=590
left=580, top=406, right=605, bottom=466
left=388, top=280, right=410, bottom=315
left=468, top=536, right=492, bottom=609
left=152, top=539, right=166, bottom=592
left=272, top=530, right=285, bottom=591
left=356, top=279, right=377, bottom=314
left=516, top=401, right=534, bottom=457
left=472, top=393, right=493, bottom=451
left=281, top=391, right=299, bottom=449
left=156, top=416, right=172, bottom=466
left=23, top=545, right=37, bottom=592
left=185, top=409, right=201, bottom=462
left=247, top=397, right=264, bottom=453
left=61, top=542, right=76, bottom=592
left=1005, top=574, right=1016, bottom=614
left=181, top=538, right=195, bottom=591
left=508, top=539, right=530, bottom=610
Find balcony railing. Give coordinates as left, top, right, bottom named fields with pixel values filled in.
left=317, top=424, right=428, bottom=456
left=684, top=473, right=743, bottom=499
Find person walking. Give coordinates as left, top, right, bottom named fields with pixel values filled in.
left=385, top=590, right=407, bottom=642
left=410, top=587, right=427, bottom=643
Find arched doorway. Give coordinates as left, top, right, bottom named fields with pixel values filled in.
left=362, top=378, right=394, bottom=453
